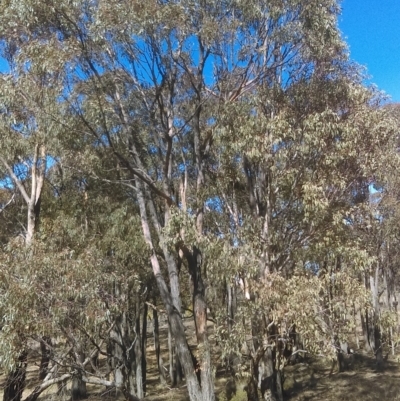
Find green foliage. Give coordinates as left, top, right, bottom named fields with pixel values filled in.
left=0, top=0, right=399, bottom=398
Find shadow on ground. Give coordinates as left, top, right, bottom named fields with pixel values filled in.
left=284, top=352, right=400, bottom=401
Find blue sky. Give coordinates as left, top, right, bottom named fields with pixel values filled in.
left=339, top=0, right=400, bottom=102
left=0, top=2, right=398, bottom=101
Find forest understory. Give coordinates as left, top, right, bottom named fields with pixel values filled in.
left=2, top=318, right=400, bottom=401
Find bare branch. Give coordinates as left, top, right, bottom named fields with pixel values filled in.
left=0, top=193, right=15, bottom=213
left=0, top=156, right=30, bottom=204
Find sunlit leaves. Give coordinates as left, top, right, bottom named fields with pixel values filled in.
left=0, top=0, right=398, bottom=383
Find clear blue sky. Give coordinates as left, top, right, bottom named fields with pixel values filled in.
left=339, top=0, right=400, bottom=102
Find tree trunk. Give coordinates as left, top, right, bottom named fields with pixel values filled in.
left=360, top=309, right=371, bottom=351
left=3, top=351, right=28, bottom=401
left=134, top=294, right=144, bottom=399
left=71, top=371, right=87, bottom=401
left=251, top=314, right=284, bottom=401
left=187, top=246, right=215, bottom=401
left=167, top=324, right=183, bottom=386
left=374, top=325, right=383, bottom=369
left=335, top=337, right=346, bottom=373
left=2, top=145, right=46, bottom=401
left=245, top=380, right=259, bottom=401
left=71, top=350, right=87, bottom=401
left=153, top=306, right=166, bottom=384
left=370, top=266, right=383, bottom=369
left=169, top=310, right=204, bottom=401
left=259, top=348, right=277, bottom=401
left=25, top=143, right=45, bottom=246
left=226, top=282, right=240, bottom=372
left=174, top=351, right=183, bottom=385
left=141, top=301, right=148, bottom=395
left=39, top=336, right=52, bottom=381
left=109, top=316, right=127, bottom=396
left=276, top=370, right=284, bottom=401
left=137, top=184, right=204, bottom=401
left=168, top=325, right=175, bottom=385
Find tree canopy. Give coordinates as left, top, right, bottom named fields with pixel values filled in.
left=0, top=1, right=399, bottom=401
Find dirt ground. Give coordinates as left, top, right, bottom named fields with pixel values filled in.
left=2, top=320, right=400, bottom=401
left=283, top=352, right=400, bottom=401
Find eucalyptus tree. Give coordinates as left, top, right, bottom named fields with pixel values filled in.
left=204, top=81, right=398, bottom=398
left=40, top=172, right=151, bottom=400
left=0, top=160, right=151, bottom=401
left=0, top=49, right=149, bottom=399
left=198, top=20, right=397, bottom=401
left=353, top=103, right=400, bottom=366
left=0, top=1, right=398, bottom=400
left=0, top=55, right=58, bottom=401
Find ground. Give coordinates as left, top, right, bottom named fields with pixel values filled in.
left=283, top=353, right=400, bottom=401
left=2, top=320, right=400, bottom=401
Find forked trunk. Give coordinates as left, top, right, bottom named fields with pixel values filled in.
left=137, top=185, right=204, bottom=401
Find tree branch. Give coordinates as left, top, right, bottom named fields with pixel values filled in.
left=0, top=156, right=30, bottom=204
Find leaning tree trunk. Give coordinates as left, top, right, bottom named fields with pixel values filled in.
left=136, top=184, right=204, bottom=401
